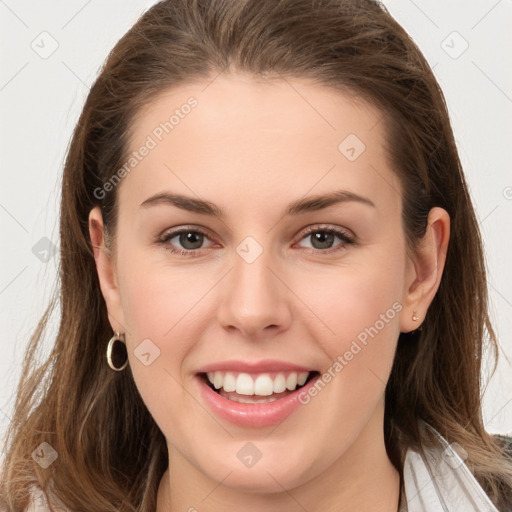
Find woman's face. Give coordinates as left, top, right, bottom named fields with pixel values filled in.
left=90, top=73, right=445, bottom=495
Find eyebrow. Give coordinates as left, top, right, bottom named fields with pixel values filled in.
left=139, top=190, right=376, bottom=217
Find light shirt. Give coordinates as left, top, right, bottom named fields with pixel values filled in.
left=400, top=419, right=503, bottom=511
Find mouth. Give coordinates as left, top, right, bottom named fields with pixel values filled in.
left=196, top=366, right=323, bottom=427
left=199, top=370, right=321, bottom=404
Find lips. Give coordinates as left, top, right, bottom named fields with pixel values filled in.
left=195, top=361, right=321, bottom=427
left=197, top=359, right=315, bottom=374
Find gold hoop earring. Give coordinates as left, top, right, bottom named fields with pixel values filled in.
left=106, top=332, right=128, bottom=371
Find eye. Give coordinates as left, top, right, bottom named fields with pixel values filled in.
left=296, top=225, right=355, bottom=254
left=157, top=227, right=216, bottom=256
left=156, top=224, right=355, bottom=257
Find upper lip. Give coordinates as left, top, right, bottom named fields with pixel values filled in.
left=196, top=359, right=315, bottom=374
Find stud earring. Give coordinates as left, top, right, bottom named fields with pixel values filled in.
left=412, top=311, right=419, bottom=322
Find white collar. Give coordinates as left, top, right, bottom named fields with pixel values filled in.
left=401, top=419, right=499, bottom=511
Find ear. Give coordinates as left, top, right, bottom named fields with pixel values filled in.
left=89, top=206, right=126, bottom=333
left=400, top=207, right=450, bottom=333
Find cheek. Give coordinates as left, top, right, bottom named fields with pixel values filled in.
left=289, top=249, right=405, bottom=434
left=113, top=248, right=206, bottom=413
left=300, top=250, right=405, bottom=359
left=116, top=241, right=216, bottom=341
left=116, top=269, right=206, bottom=443
left=288, top=256, right=404, bottom=452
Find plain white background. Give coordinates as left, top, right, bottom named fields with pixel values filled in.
left=1, top=0, right=511, bottom=451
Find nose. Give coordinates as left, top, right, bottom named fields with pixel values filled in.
left=216, top=243, right=292, bottom=339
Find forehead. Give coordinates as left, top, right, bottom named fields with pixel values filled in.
left=119, top=72, right=401, bottom=218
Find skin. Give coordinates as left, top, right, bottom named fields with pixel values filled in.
left=89, top=72, right=450, bottom=512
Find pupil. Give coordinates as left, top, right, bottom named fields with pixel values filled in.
left=312, top=232, right=333, bottom=249
left=180, top=232, right=203, bottom=249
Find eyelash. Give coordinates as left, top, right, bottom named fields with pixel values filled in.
left=156, top=224, right=356, bottom=257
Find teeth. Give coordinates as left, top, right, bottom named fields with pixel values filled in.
left=236, top=373, right=254, bottom=395
left=297, top=372, right=308, bottom=386
left=224, top=393, right=280, bottom=404
left=223, top=372, right=236, bottom=392
left=206, top=371, right=310, bottom=396
left=286, top=373, right=297, bottom=390
left=213, top=372, right=223, bottom=390
left=273, top=373, right=287, bottom=393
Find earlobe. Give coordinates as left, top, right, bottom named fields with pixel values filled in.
left=400, top=207, right=450, bottom=333
left=88, top=206, right=126, bottom=333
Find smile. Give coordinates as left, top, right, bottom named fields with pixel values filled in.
left=196, top=364, right=321, bottom=427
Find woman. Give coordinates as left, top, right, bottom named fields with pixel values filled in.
left=1, top=0, right=511, bottom=511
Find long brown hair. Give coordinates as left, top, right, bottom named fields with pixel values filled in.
left=2, top=1, right=511, bottom=510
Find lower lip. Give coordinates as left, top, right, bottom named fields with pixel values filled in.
left=196, top=373, right=320, bottom=428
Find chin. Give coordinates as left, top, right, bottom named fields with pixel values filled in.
left=197, top=449, right=316, bottom=494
